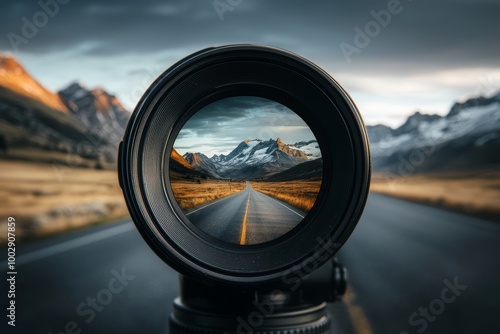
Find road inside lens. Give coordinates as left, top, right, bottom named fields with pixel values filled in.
left=185, top=181, right=305, bottom=245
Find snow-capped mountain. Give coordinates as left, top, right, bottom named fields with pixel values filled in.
left=368, top=92, right=500, bottom=173
left=288, top=140, right=321, bottom=160
left=181, top=137, right=314, bottom=180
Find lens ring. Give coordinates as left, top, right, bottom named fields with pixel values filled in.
left=119, top=45, right=370, bottom=285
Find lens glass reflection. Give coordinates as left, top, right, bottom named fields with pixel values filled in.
left=168, top=96, right=322, bottom=245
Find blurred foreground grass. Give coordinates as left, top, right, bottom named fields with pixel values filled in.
left=371, top=170, right=500, bottom=222
left=0, top=160, right=128, bottom=243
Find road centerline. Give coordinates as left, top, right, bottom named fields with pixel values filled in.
left=239, top=192, right=251, bottom=245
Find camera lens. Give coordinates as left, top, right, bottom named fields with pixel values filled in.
left=119, top=44, right=370, bottom=286
left=169, top=96, right=322, bottom=246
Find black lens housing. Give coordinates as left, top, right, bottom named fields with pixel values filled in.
left=118, top=44, right=370, bottom=287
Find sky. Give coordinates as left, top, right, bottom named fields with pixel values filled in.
left=1, top=0, right=499, bottom=128
left=173, top=96, right=317, bottom=156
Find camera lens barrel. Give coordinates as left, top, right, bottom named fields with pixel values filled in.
left=119, top=44, right=370, bottom=286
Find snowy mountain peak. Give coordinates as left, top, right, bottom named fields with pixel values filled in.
left=447, top=92, right=500, bottom=118
left=367, top=91, right=500, bottom=172
left=178, top=138, right=320, bottom=180
left=288, top=140, right=321, bottom=160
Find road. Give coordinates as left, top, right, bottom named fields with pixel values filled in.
left=1, top=193, right=499, bottom=333
left=185, top=181, right=305, bottom=245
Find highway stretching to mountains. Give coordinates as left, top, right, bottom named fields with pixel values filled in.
left=1, top=194, right=499, bottom=333
left=186, top=181, right=305, bottom=245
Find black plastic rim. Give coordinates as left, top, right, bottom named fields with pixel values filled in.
left=118, top=44, right=371, bottom=286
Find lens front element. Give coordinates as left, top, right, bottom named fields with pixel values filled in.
left=169, top=96, right=323, bottom=245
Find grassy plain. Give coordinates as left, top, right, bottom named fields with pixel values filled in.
left=0, top=160, right=128, bottom=241
left=370, top=171, right=500, bottom=221
left=250, top=179, right=322, bottom=212
left=171, top=179, right=246, bottom=211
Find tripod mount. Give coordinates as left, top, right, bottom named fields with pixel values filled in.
left=170, top=259, right=348, bottom=334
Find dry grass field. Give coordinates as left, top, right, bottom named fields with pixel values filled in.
left=0, top=160, right=128, bottom=242
left=371, top=170, right=500, bottom=221
left=250, top=179, right=322, bottom=212
left=171, top=179, right=246, bottom=211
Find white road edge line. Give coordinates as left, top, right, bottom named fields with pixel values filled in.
left=258, top=190, right=305, bottom=218
left=1, top=222, right=135, bottom=267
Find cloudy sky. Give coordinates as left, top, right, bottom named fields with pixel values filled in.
left=1, top=0, right=499, bottom=127
left=174, top=96, right=316, bottom=156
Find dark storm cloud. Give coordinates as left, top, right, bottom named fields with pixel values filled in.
left=2, top=0, right=499, bottom=69
left=1, top=0, right=498, bottom=127
left=174, top=96, right=316, bottom=156
left=176, top=96, right=298, bottom=139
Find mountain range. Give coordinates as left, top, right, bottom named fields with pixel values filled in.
left=0, top=54, right=129, bottom=168
left=367, top=92, right=500, bottom=174
left=171, top=138, right=322, bottom=180
left=1, top=53, right=497, bottom=175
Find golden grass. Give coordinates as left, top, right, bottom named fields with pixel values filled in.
left=250, top=180, right=322, bottom=212
left=0, top=160, right=128, bottom=241
left=371, top=171, right=500, bottom=221
left=170, top=179, right=246, bottom=211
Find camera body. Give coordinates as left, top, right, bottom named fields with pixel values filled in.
left=118, top=44, right=370, bottom=332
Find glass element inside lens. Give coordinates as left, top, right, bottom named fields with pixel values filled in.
left=168, top=96, right=323, bottom=245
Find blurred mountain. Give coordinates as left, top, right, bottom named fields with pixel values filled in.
left=59, top=83, right=129, bottom=145
left=0, top=54, right=129, bottom=168
left=367, top=92, right=500, bottom=173
left=0, top=54, right=69, bottom=113
left=366, top=124, right=392, bottom=143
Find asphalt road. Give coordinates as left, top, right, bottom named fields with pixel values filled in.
left=1, top=193, right=499, bottom=333
left=186, top=181, right=305, bottom=245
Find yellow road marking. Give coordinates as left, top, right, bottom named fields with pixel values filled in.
left=343, top=286, right=373, bottom=334
left=239, top=192, right=251, bottom=245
